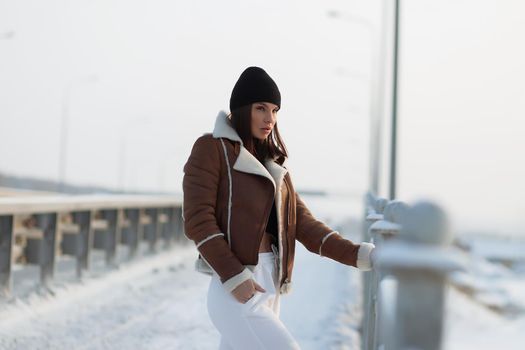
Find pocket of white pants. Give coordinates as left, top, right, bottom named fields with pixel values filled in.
left=240, top=290, right=264, bottom=314
left=246, top=291, right=261, bottom=305
left=242, top=267, right=277, bottom=314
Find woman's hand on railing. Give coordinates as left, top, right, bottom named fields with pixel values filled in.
left=231, top=279, right=266, bottom=303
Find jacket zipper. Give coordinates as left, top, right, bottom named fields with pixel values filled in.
left=285, top=178, right=292, bottom=226
left=279, top=176, right=293, bottom=287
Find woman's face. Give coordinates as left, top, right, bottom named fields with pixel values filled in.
left=250, top=102, right=279, bottom=140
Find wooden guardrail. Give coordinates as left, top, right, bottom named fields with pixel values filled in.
left=0, top=195, right=185, bottom=297
left=361, top=192, right=467, bottom=350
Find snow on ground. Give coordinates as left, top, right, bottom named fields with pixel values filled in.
left=444, top=240, right=525, bottom=350
left=445, top=286, right=525, bottom=350
left=0, top=246, right=218, bottom=350
left=281, top=237, right=363, bottom=350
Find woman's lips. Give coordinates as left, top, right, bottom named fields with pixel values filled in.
left=261, top=128, right=271, bottom=133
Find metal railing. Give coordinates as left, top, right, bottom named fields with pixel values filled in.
left=361, top=192, right=467, bottom=350
left=0, top=194, right=185, bottom=297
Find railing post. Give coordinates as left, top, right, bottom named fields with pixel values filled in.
left=371, top=201, right=408, bottom=350
left=144, top=208, right=159, bottom=252
left=362, top=193, right=387, bottom=350
left=0, top=215, right=14, bottom=297
left=361, top=196, right=371, bottom=350
left=377, top=201, right=463, bottom=350
left=124, top=208, right=140, bottom=259
left=170, top=207, right=179, bottom=243
left=161, top=207, right=175, bottom=247
left=174, top=206, right=185, bottom=243
left=34, top=213, right=58, bottom=288
left=70, top=211, right=92, bottom=277
left=100, top=209, right=120, bottom=266
left=396, top=202, right=448, bottom=350
left=366, top=201, right=407, bottom=350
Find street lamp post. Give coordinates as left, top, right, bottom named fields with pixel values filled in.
left=58, top=75, right=98, bottom=192
left=390, top=0, right=401, bottom=200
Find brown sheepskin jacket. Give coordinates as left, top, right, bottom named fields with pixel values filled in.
left=182, top=111, right=375, bottom=294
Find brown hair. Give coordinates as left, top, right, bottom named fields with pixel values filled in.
left=229, top=104, right=288, bottom=165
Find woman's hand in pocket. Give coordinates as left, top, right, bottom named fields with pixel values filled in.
left=231, top=279, right=266, bottom=303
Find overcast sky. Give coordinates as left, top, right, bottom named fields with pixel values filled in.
left=0, top=0, right=523, bottom=236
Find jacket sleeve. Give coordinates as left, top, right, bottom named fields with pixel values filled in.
left=182, top=135, right=253, bottom=291
left=295, top=193, right=375, bottom=271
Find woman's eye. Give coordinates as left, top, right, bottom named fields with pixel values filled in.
left=257, top=106, right=265, bottom=111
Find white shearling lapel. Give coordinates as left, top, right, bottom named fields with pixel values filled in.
left=234, top=147, right=276, bottom=190
left=212, top=110, right=288, bottom=194
left=265, top=158, right=288, bottom=195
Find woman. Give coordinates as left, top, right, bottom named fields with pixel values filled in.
left=182, top=66, right=375, bottom=349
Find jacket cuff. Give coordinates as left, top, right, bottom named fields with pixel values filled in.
left=357, top=242, right=376, bottom=271
left=222, top=267, right=253, bottom=292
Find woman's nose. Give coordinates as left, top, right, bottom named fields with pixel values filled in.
left=265, top=111, right=275, bottom=124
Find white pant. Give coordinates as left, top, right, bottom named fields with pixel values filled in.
left=207, top=252, right=300, bottom=350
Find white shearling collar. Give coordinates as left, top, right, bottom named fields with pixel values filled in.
left=211, top=110, right=289, bottom=193
left=212, top=110, right=243, bottom=144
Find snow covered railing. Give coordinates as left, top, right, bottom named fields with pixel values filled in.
left=0, top=195, right=184, bottom=297
left=362, top=193, right=467, bottom=350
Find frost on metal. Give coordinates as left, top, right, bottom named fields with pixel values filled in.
left=376, top=242, right=468, bottom=272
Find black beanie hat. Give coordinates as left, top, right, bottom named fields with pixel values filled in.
left=229, top=66, right=281, bottom=112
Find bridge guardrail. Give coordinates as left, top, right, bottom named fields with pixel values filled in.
left=0, top=194, right=185, bottom=297
left=362, top=192, right=467, bottom=350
